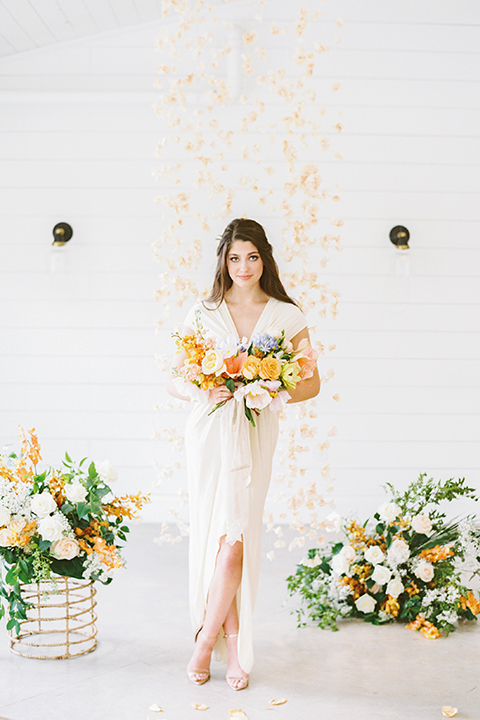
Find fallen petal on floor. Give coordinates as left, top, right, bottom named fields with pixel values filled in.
left=229, top=711, right=248, bottom=720
left=442, top=708, right=458, bottom=718
left=191, top=703, right=209, bottom=711
left=269, top=698, right=288, bottom=705
left=148, top=704, right=163, bottom=713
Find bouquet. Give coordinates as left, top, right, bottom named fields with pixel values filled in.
left=173, top=310, right=317, bottom=427
left=0, top=428, right=149, bottom=634
left=287, top=474, right=480, bottom=638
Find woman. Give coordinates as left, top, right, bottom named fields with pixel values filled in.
left=167, top=218, right=320, bottom=690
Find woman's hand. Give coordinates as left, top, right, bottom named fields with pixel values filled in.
left=208, top=384, right=235, bottom=404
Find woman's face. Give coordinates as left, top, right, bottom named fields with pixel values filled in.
left=226, top=240, right=264, bottom=289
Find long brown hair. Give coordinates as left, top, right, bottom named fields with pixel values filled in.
left=205, top=218, right=298, bottom=308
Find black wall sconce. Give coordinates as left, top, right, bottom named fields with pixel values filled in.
left=389, top=225, right=410, bottom=249
left=52, top=222, right=73, bottom=246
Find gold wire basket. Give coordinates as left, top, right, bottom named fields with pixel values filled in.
left=9, top=576, right=97, bottom=659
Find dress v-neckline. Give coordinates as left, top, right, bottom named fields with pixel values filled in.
left=223, top=297, right=274, bottom=343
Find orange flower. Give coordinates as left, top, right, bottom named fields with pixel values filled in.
left=242, top=355, right=261, bottom=380
left=259, top=356, right=282, bottom=381
left=405, top=582, right=420, bottom=597
left=225, top=351, right=248, bottom=378
left=419, top=545, right=454, bottom=563
left=381, top=596, right=400, bottom=617
left=459, top=592, right=480, bottom=615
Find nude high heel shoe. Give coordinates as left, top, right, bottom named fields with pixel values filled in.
left=187, top=628, right=217, bottom=686
left=224, top=633, right=249, bottom=691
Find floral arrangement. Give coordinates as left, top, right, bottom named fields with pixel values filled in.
left=0, top=428, right=149, bottom=634
left=287, top=474, right=480, bottom=638
left=173, top=310, right=317, bottom=427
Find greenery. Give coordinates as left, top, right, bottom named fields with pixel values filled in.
left=0, top=428, right=148, bottom=635
left=287, top=474, right=480, bottom=638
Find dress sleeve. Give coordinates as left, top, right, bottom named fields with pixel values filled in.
left=283, top=303, right=308, bottom=341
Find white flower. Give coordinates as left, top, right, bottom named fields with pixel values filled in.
left=201, top=348, right=226, bottom=376
left=37, top=514, right=64, bottom=542
left=364, top=545, right=385, bottom=565
left=411, top=514, right=432, bottom=535
left=31, top=491, right=57, bottom=518
left=377, top=502, right=401, bottom=523
left=218, top=334, right=241, bottom=358
left=234, top=381, right=273, bottom=410
left=355, top=594, right=376, bottom=614
left=0, top=527, right=12, bottom=546
left=331, top=553, right=350, bottom=576
left=340, top=544, right=356, bottom=563
left=386, top=576, right=405, bottom=598
left=50, top=537, right=81, bottom=560
left=97, top=460, right=118, bottom=484
left=387, top=538, right=410, bottom=565
left=371, top=564, right=392, bottom=585
left=324, top=511, right=342, bottom=533
left=415, top=560, right=435, bottom=582
left=265, top=325, right=281, bottom=339
left=0, top=504, right=10, bottom=527
left=65, top=482, right=87, bottom=504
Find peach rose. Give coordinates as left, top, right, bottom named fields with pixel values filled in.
left=415, top=560, right=435, bottom=583
left=241, top=355, right=261, bottom=380
left=50, top=537, right=81, bottom=561
left=293, top=338, right=319, bottom=380
left=259, top=356, right=281, bottom=381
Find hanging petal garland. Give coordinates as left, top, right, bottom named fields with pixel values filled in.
left=153, top=0, right=343, bottom=549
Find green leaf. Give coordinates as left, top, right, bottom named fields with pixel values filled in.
left=61, top=501, right=74, bottom=515
left=244, top=404, right=256, bottom=428
left=38, top=539, right=52, bottom=552
left=76, top=502, right=90, bottom=521
left=225, top=378, right=235, bottom=393
left=6, top=618, right=20, bottom=634
left=50, top=556, right=86, bottom=580
left=88, top=462, right=97, bottom=479
left=5, top=567, right=18, bottom=586
left=65, top=452, right=72, bottom=463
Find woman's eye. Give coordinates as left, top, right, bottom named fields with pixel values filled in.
left=249, top=255, right=259, bottom=261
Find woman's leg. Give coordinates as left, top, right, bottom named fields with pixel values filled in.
left=187, top=537, right=244, bottom=682
left=223, top=597, right=249, bottom=689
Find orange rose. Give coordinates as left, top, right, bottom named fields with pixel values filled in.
left=241, top=355, right=261, bottom=380
left=259, top=356, right=281, bottom=380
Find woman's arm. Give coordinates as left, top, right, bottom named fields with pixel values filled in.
left=286, top=327, right=321, bottom=404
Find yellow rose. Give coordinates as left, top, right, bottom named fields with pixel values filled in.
left=280, top=361, right=301, bottom=390
left=241, top=355, right=261, bottom=380
left=259, top=356, right=281, bottom=380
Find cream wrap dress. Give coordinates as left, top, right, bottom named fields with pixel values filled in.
left=182, top=297, right=307, bottom=673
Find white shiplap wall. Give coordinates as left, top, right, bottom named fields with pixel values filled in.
left=0, top=1, right=479, bottom=526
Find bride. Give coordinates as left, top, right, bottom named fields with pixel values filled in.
left=167, top=218, right=320, bottom=690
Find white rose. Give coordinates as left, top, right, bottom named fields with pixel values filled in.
left=50, top=537, right=81, bottom=561
left=331, top=553, right=350, bottom=576
left=201, top=349, right=225, bottom=376
left=65, top=482, right=88, bottom=504
left=411, top=514, right=432, bottom=535
left=340, top=544, right=356, bottom=563
left=0, top=504, right=10, bottom=527
left=0, top=527, right=12, bottom=547
left=97, top=459, right=118, bottom=485
left=324, top=511, right=342, bottom=533
left=371, top=564, right=392, bottom=586
left=386, top=576, right=405, bottom=598
left=377, top=502, right=401, bottom=523
left=31, top=491, right=57, bottom=518
left=355, top=594, right=376, bottom=614
left=415, top=560, right=435, bottom=583
left=364, top=546, right=385, bottom=565
left=37, top=514, right=64, bottom=542
left=387, top=538, right=410, bottom=565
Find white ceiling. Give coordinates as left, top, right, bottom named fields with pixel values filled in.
left=0, top=0, right=164, bottom=58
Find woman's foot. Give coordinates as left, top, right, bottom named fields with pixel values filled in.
left=187, top=630, right=217, bottom=685
left=224, top=633, right=249, bottom=691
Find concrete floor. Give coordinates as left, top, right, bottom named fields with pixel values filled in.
left=0, top=524, right=478, bottom=720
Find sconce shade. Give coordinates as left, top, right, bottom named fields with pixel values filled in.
left=389, top=225, right=410, bottom=249
left=52, top=222, right=73, bottom=246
